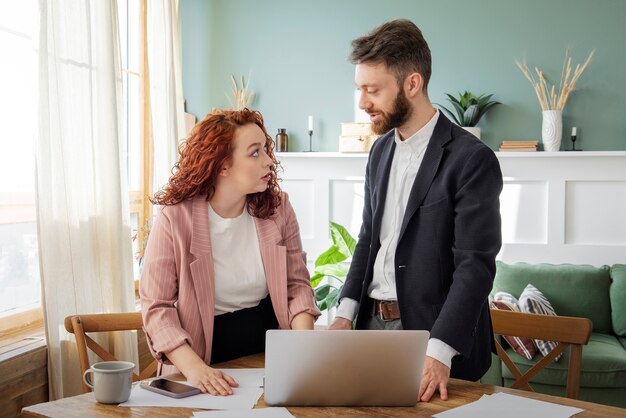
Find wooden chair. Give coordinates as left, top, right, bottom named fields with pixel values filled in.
left=490, top=309, right=592, bottom=399
left=64, top=312, right=158, bottom=393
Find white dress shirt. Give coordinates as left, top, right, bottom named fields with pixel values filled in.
left=208, top=204, right=269, bottom=316
left=335, top=109, right=460, bottom=368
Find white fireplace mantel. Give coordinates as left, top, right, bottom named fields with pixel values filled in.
left=276, top=151, right=626, bottom=267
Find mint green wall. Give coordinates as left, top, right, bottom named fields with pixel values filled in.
left=181, top=0, right=626, bottom=151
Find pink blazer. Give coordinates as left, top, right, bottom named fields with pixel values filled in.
left=140, top=192, right=320, bottom=376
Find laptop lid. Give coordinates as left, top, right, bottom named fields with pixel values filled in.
left=264, top=329, right=429, bottom=406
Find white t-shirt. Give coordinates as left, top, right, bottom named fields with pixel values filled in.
left=208, top=204, right=268, bottom=316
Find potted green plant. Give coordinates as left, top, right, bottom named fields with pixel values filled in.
left=310, top=222, right=356, bottom=312
left=436, top=91, right=500, bottom=139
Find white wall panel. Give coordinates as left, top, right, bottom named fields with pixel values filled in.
left=565, top=181, right=626, bottom=245
left=330, top=180, right=365, bottom=240
left=501, top=181, right=548, bottom=244
left=281, top=179, right=315, bottom=240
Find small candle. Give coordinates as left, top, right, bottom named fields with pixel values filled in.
left=572, top=127, right=577, bottom=136
left=308, top=116, right=313, bottom=132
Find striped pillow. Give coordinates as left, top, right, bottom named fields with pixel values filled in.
left=494, top=290, right=521, bottom=306
left=518, top=284, right=563, bottom=362
left=490, top=293, right=537, bottom=360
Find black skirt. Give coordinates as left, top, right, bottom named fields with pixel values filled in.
left=210, top=295, right=278, bottom=365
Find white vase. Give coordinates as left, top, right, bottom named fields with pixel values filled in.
left=542, top=110, right=562, bottom=152
left=463, top=126, right=481, bottom=140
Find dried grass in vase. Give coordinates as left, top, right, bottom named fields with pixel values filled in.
left=226, top=74, right=255, bottom=110
left=516, top=49, right=594, bottom=111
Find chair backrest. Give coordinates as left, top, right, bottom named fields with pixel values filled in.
left=490, top=309, right=592, bottom=399
left=64, top=312, right=157, bottom=393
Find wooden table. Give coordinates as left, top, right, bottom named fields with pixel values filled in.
left=23, top=353, right=626, bottom=417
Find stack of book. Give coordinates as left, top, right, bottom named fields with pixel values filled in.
left=339, top=122, right=378, bottom=153
left=499, top=141, right=538, bottom=152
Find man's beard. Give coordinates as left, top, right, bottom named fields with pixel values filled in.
left=370, top=91, right=412, bottom=135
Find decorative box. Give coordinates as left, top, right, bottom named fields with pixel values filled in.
left=339, top=135, right=378, bottom=153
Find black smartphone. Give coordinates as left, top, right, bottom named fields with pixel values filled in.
left=140, top=378, right=202, bottom=398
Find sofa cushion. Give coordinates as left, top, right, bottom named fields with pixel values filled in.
left=501, top=332, right=626, bottom=388
left=490, top=300, right=537, bottom=360
left=518, top=284, right=562, bottom=362
left=494, top=261, right=612, bottom=333
left=610, top=264, right=626, bottom=336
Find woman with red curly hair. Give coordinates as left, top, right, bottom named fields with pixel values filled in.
left=140, top=109, right=320, bottom=396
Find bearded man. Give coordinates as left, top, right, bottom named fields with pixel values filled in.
left=329, top=19, right=503, bottom=403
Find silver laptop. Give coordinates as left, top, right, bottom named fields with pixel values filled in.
left=264, top=329, right=429, bottom=406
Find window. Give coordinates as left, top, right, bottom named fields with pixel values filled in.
left=118, top=0, right=149, bottom=284
left=0, top=0, right=43, bottom=335
left=0, top=1, right=149, bottom=337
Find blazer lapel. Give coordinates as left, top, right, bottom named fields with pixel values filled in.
left=371, top=133, right=396, bottom=241
left=398, top=115, right=452, bottom=241
left=254, top=216, right=289, bottom=329
left=189, top=197, right=216, bottom=361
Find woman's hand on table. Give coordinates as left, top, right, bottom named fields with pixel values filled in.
left=188, top=365, right=239, bottom=396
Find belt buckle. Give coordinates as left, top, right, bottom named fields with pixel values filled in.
left=378, top=300, right=393, bottom=321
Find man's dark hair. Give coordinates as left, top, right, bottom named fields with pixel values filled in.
left=350, top=19, right=432, bottom=92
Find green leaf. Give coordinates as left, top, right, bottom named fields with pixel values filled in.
left=436, top=104, right=461, bottom=125
left=477, top=94, right=493, bottom=107
left=310, top=221, right=355, bottom=311
left=474, top=101, right=501, bottom=125
left=445, top=93, right=461, bottom=106
left=459, top=92, right=468, bottom=107
left=325, top=287, right=341, bottom=310
left=463, top=105, right=479, bottom=127
left=329, top=222, right=356, bottom=257
left=449, top=100, right=467, bottom=125
left=315, top=284, right=330, bottom=302
left=314, top=263, right=348, bottom=278
left=310, top=272, right=324, bottom=287
left=315, top=245, right=346, bottom=267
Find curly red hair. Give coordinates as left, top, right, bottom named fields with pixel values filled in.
left=151, top=109, right=282, bottom=219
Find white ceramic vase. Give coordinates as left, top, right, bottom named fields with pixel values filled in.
left=542, top=110, right=562, bottom=152
left=463, top=126, right=481, bottom=140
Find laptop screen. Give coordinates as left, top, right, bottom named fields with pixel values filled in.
left=264, top=329, right=429, bottom=406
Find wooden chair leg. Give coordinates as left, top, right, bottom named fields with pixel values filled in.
left=70, top=317, right=92, bottom=393
left=566, top=345, right=583, bottom=399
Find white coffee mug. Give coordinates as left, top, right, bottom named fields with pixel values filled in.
left=83, top=361, right=135, bottom=404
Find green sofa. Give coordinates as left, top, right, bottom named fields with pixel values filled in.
left=481, top=261, right=626, bottom=408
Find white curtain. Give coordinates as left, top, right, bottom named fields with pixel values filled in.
left=147, top=0, right=186, bottom=194
left=36, top=0, right=137, bottom=399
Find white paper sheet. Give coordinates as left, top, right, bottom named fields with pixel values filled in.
left=119, top=369, right=265, bottom=410
left=119, top=385, right=263, bottom=409
left=192, top=407, right=295, bottom=418
left=433, top=392, right=584, bottom=418
left=214, top=368, right=265, bottom=388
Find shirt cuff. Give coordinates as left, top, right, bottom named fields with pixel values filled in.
left=426, top=338, right=460, bottom=369
left=335, top=297, right=359, bottom=321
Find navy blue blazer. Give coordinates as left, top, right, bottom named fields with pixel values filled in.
left=340, top=113, right=503, bottom=381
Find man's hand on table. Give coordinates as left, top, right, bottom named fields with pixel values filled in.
left=328, top=317, right=352, bottom=330
left=419, top=356, right=450, bottom=402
